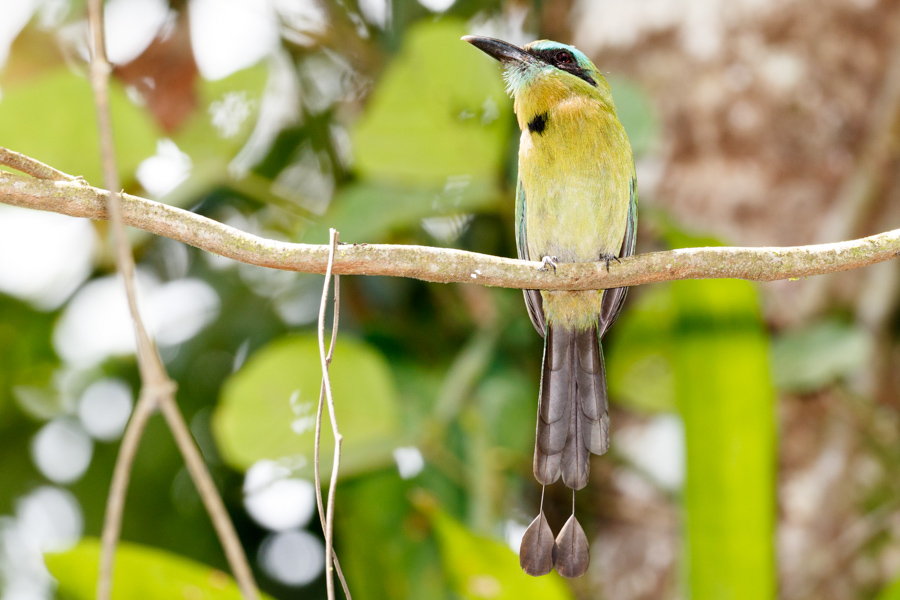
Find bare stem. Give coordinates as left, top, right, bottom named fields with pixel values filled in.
left=157, top=394, right=259, bottom=600
left=85, top=0, right=158, bottom=381
left=0, top=147, right=76, bottom=182
left=2, top=170, right=899, bottom=292
left=96, top=387, right=159, bottom=600
left=313, top=235, right=351, bottom=599
left=84, top=3, right=258, bottom=599
left=318, top=230, right=344, bottom=600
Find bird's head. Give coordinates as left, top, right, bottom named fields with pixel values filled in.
left=462, top=36, right=613, bottom=110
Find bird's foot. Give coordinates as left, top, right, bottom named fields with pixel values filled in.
left=541, top=256, right=559, bottom=273
left=599, top=253, right=621, bottom=272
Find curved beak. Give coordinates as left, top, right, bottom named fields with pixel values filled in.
left=462, top=36, right=535, bottom=65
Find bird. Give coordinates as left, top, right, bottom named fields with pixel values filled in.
left=463, top=36, right=637, bottom=578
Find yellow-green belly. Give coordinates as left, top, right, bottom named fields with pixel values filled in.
left=517, top=98, right=632, bottom=331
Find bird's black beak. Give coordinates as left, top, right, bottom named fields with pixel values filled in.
left=462, top=36, right=534, bottom=65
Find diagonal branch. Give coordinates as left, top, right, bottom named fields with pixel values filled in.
left=0, top=147, right=77, bottom=182
left=83, top=3, right=259, bottom=599
left=1, top=169, right=899, bottom=291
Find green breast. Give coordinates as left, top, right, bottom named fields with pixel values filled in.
left=518, top=100, right=634, bottom=263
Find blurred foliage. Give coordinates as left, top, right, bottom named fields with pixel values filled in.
left=424, top=496, right=573, bottom=600
left=213, top=333, right=401, bottom=476
left=880, top=577, right=900, bottom=600
left=0, top=69, right=159, bottom=184
left=46, top=539, right=276, bottom=600
left=351, top=20, right=511, bottom=187
left=673, top=277, right=776, bottom=600
left=770, top=320, right=873, bottom=393
left=610, top=229, right=776, bottom=598
left=606, top=76, right=658, bottom=159
left=306, top=181, right=498, bottom=244
left=2, top=1, right=892, bottom=600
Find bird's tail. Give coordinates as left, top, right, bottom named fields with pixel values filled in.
left=533, top=324, right=610, bottom=490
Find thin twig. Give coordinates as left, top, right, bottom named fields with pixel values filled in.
left=318, top=229, right=344, bottom=600
left=96, top=387, right=158, bottom=600
left=313, top=235, right=351, bottom=598
left=84, top=3, right=259, bottom=599
left=0, top=147, right=77, bottom=182
left=85, top=2, right=178, bottom=595
left=85, top=0, right=158, bottom=381
left=157, top=391, right=259, bottom=599
left=1, top=169, right=899, bottom=291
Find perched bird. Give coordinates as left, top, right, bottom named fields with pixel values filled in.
left=463, top=36, right=637, bottom=578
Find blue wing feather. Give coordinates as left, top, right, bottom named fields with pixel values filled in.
left=597, top=174, right=637, bottom=338
left=516, top=181, right=546, bottom=336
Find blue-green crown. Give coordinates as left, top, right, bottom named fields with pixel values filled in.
left=524, top=40, right=597, bottom=75
left=504, top=40, right=604, bottom=96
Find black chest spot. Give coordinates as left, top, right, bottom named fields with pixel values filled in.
left=528, top=112, right=548, bottom=135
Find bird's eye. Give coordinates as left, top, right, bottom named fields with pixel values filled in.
left=556, top=51, right=574, bottom=65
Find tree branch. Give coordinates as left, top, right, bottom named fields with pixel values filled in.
left=0, top=147, right=77, bottom=182
left=1, top=170, right=898, bottom=290
left=82, top=2, right=259, bottom=598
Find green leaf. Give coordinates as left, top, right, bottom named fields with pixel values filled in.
left=0, top=68, right=159, bottom=184
left=878, top=575, right=900, bottom=600
left=305, top=180, right=499, bottom=244
left=423, top=499, right=573, bottom=600
left=173, top=64, right=269, bottom=165
left=770, top=320, right=872, bottom=392
left=162, top=64, right=270, bottom=208
left=351, top=19, right=512, bottom=188
left=212, top=333, right=401, bottom=477
left=337, top=471, right=450, bottom=600
left=0, top=296, right=57, bottom=426
left=476, top=372, right=535, bottom=456
left=607, top=76, right=659, bottom=158
left=45, top=538, right=276, bottom=600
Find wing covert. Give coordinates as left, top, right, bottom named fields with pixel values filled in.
left=597, top=174, right=637, bottom=339
left=516, top=181, right=546, bottom=336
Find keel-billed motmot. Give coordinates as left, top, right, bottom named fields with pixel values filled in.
left=463, top=35, right=637, bottom=578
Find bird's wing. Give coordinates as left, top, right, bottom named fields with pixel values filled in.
left=516, top=180, right=546, bottom=337
left=597, top=174, right=637, bottom=339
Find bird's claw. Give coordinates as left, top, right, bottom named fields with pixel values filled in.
left=600, top=253, right=621, bottom=272
left=541, top=256, right=559, bottom=273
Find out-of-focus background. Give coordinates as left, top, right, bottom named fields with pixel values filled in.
left=1, top=0, right=899, bottom=599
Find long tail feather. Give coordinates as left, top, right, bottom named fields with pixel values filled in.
left=533, top=325, right=610, bottom=489
left=575, top=328, right=610, bottom=455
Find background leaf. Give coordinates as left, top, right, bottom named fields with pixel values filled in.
left=305, top=181, right=499, bottom=244
left=770, top=320, right=873, bottom=392
left=351, top=20, right=512, bottom=188
left=608, top=228, right=776, bottom=598
left=423, top=498, right=573, bottom=600
left=607, top=76, right=658, bottom=159
left=0, top=69, right=159, bottom=184
left=212, top=333, right=402, bottom=477
left=46, top=539, right=276, bottom=600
